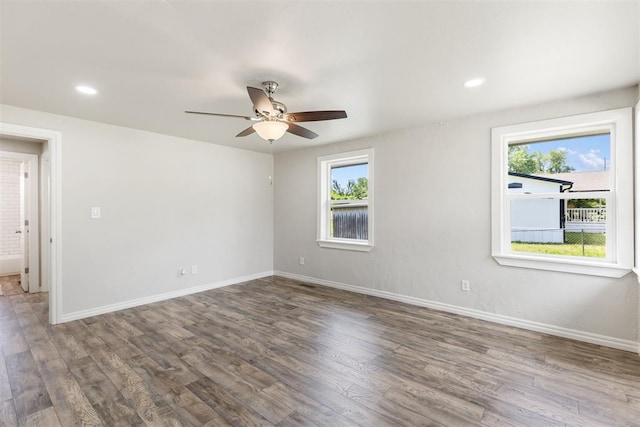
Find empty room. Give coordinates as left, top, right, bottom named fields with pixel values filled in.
left=1, top=1, right=640, bottom=425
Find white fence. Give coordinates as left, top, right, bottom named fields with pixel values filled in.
left=565, top=208, right=606, bottom=223
left=565, top=208, right=606, bottom=233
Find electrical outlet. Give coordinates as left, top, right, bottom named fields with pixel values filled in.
left=178, top=267, right=187, bottom=277
left=461, top=280, right=470, bottom=292
left=191, top=265, right=197, bottom=274
left=299, top=256, right=305, bottom=266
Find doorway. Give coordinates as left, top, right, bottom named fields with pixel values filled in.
left=0, top=123, right=61, bottom=324
left=0, top=150, right=40, bottom=293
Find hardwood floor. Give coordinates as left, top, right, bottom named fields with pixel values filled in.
left=1, top=274, right=640, bottom=426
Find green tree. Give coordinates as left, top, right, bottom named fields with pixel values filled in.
left=351, top=177, right=368, bottom=199
left=508, top=145, right=575, bottom=174
left=530, top=151, right=546, bottom=173
left=331, top=177, right=368, bottom=200
left=508, top=146, right=538, bottom=174
left=546, top=150, right=575, bottom=173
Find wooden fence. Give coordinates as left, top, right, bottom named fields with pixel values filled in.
left=332, top=205, right=368, bottom=240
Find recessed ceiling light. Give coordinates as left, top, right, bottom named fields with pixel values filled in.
left=75, top=85, right=98, bottom=95
left=463, top=78, right=486, bottom=88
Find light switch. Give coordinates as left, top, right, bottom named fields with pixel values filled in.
left=91, top=207, right=101, bottom=219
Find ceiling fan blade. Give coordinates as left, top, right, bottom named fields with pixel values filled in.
left=247, top=86, right=274, bottom=116
left=236, top=126, right=256, bottom=137
left=185, top=111, right=256, bottom=120
left=285, top=110, right=348, bottom=122
left=287, top=123, right=318, bottom=139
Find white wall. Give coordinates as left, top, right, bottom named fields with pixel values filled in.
left=0, top=137, right=44, bottom=154
left=274, top=86, right=639, bottom=346
left=0, top=158, right=21, bottom=257
left=509, top=176, right=563, bottom=243
left=0, top=104, right=273, bottom=316
left=0, top=158, right=21, bottom=275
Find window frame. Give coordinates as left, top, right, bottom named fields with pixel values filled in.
left=491, top=108, right=633, bottom=277
left=317, top=148, right=374, bottom=252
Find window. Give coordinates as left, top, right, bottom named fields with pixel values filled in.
left=492, top=108, right=633, bottom=277
left=317, top=149, right=374, bottom=251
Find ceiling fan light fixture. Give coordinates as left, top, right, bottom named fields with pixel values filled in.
left=253, top=120, right=289, bottom=142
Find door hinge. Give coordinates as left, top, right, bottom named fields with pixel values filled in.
left=24, top=172, right=28, bottom=179
left=24, top=219, right=29, bottom=226
left=25, top=267, right=29, bottom=274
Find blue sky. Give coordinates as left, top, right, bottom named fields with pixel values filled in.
left=331, top=163, right=368, bottom=188
left=525, top=133, right=610, bottom=172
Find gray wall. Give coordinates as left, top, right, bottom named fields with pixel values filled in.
left=0, top=104, right=274, bottom=316
left=274, top=86, right=639, bottom=344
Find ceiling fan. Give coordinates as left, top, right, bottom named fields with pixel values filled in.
left=185, top=81, right=347, bottom=143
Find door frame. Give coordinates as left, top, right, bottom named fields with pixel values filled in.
left=0, top=123, right=62, bottom=324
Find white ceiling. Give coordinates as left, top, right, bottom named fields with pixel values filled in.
left=1, top=1, right=638, bottom=154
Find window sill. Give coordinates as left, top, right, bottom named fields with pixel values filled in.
left=493, top=253, right=631, bottom=278
left=317, top=239, right=373, bottom=252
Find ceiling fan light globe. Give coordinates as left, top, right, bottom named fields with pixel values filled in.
left=253, top=121, right=289, bottom=142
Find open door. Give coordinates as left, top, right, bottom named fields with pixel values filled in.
left=19, top=161, right=29, bottom=292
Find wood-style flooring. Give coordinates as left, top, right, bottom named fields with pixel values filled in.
left=0, top=275, right=24, bottom=297
left=1, top=274, right=640, bottom=426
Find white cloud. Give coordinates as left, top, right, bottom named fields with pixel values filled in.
left=578, top=149, right=604, bottom=170
left=558, top=147, right=577, bottom=155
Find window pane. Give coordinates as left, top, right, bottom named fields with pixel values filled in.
left=330, top=205, right=368, bottom=240
left=507, top=134, right=610, bottom=195
left=331, top=163, right=368, bottom=200
left=510, top=198, right=606, bottom=258
left=330, top=163, right=368, bottom=239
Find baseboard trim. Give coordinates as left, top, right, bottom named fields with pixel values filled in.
left=61, top=270, right=274, bottom=323
left=275, top=271, right=638, bottom=353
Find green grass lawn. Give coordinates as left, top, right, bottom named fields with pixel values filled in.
left=564, top=232, right=606, bottom=245
left=512, top=232, right=606, bottom=258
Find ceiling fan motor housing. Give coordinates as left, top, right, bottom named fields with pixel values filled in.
left=254, top=99, right=287, bottom=118
left=255, top=81, right=287, bottom=117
